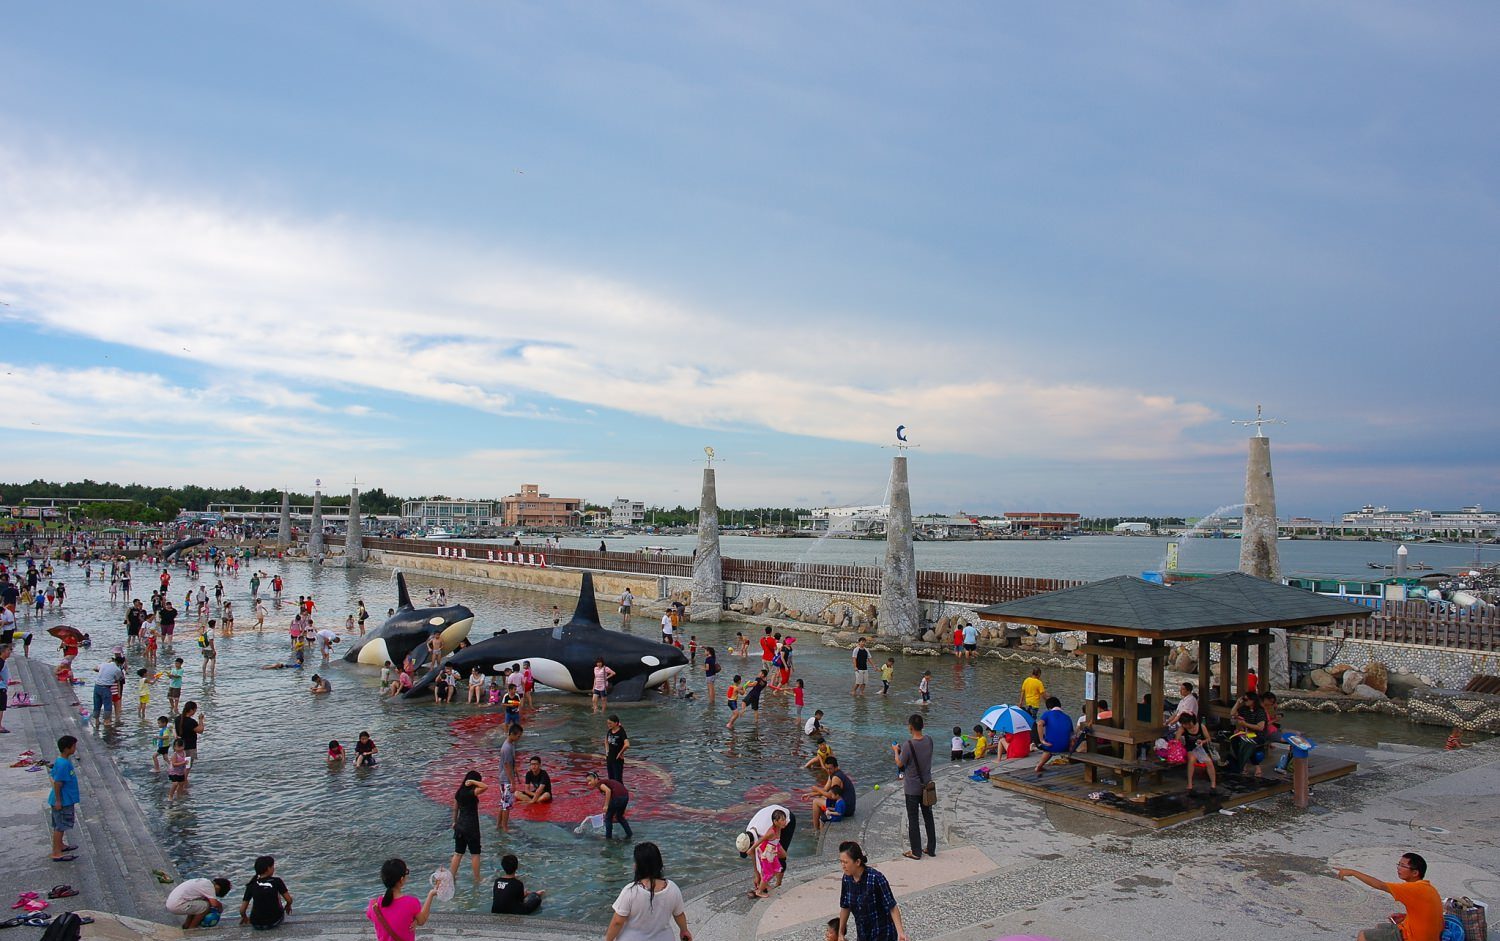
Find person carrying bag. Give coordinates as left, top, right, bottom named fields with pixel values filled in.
left=893, top=714, right=937, bottom=860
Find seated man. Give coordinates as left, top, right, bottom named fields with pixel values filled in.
left=806, top=756, right=856, bottom=821
left=491, top=854, right=544, bottom=915
left=517, top=756, right=553, bottom=804
left=166, top=876, right=232, bottom=930
left=239, top=855, right=293, bottom=930
left=1033, top=697, right=1074, bottom=777
left=811, top=780, right=847, bottom=831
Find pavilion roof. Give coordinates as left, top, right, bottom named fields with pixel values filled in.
left=975, top=573, right=1372, bottom=640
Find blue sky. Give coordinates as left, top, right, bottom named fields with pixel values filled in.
left=1, top=2, right=1496, bottom=517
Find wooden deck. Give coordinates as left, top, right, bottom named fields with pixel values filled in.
left=989, top=752, right=1358, bottom=828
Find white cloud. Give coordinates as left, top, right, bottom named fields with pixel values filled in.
left=0, top=149, right=1221, bottom=464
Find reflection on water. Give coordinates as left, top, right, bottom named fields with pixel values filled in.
left=36, top=556, right=1448, bottom=922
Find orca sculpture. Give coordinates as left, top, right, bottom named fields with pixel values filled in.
left=344, top=572, right=475, bottom=668
left=163, top=536, right=207, bottom=560
left=404, top=572, right=686, bottom=701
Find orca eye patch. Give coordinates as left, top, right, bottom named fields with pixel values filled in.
left=640, top=655, right=660, bottom=666
left=428, top=616, right=446, bottom=626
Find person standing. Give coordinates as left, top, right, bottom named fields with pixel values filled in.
left=894, top=714, right=936, bottom=860
left=48, top=734, right=81, bottom=862
left=606, top=715, right=630, bottom=784
left=591, top=658, right=617, bottom=715
left=1334, top=852, right=1443, bottom=941
left=0, top=644, right=11, bottom=734
left=660, top=610, right=674, bottom=646
left=1021, top=667, right=1046, bottom=742
left=366, top=859, right=438, bottom=941
left=850, top=638, right=870, bottom=696
left=238, top=856, right=293, bottom=929
left=587, top=771, right=632, bottom=840
left=759, top=627, right=777, bottom=666
left=93, top=655, right=126, bottom=729
left=449, top=771, right=487, bottom=881
left=496, top=723, right=521, bottom=832
left=618, top=588, right=634, bottom=628
left=176, top=701, right=205, bottom=764
left=836, top=841, right=906, bottom=941
left=961, top=621, right=978, bottom=658
left=356, top=600, right=369, bottom=635
left=603, top=842, right=689, bottom=941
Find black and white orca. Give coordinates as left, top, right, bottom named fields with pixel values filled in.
left=404, top=572, right=687, bottom=701
left=343, top=572, right=475, bottom=668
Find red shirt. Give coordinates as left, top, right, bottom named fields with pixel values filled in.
left=760, top=636, right=777, bottom=662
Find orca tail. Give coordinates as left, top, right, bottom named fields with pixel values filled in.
left=396, top=572, right=413, bottom=610
left=609, top=673, right=649, bottom=701
left=567, top=572, right=602, bottom=628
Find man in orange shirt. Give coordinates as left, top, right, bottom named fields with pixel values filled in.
left=1334, top=852, right=1442, bottom=941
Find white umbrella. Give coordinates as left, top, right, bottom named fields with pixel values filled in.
left=980, top=703, right=1032, bottom=734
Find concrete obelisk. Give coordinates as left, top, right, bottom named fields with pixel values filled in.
left=690, top=454, right=723, bottom=622
left=345, top=486, right=364, bottom=564
left=309, top=484, right=325, bottom=558
left=277, top=491, right=291, bottom=545
left=1234, top=406, right=1286, bottom=685
left=878, top=454, right=919, bottom=638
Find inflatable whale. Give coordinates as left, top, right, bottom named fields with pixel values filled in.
left=344, top=572, right=475, bottom=668
left=163, top=536, right=207, bottom=560
left=405, top=572, right=687, bottom=701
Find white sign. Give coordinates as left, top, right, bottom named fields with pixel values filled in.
left=1084, top=671, right=1097, bottom=701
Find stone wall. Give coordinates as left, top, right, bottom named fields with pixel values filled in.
left=1289, top=637, right=1498, bottom=690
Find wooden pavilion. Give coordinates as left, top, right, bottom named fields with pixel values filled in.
left=974, top=573, right=1375, bottom=826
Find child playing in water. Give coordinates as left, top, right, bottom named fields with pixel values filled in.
left=726, top=676, right=741, bottom=713
left=919, top=670, right=932, bottom=705
left=793, top=678, right=805, bottom=709
left=167, top=738, right=191, bottom=799
left=522, top=661, right=535, bottom=708
left=153, top=716, right=171, bottom=772
left=880, top=659, right=895, bottom=696
left=353, top=731, right=378, bottom=767
left=1446, top=727, right=1470, bottom=750
left=327, top=740, right=346, bottom=766
left=951, top=726, right=966, bottom=761
left=137, top=668, right=154, bottom=720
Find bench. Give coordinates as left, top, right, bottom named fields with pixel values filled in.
left=1066, top=751, right=1168, bottom=796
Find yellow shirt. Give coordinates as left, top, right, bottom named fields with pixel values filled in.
left=973, top=734, right=989, bottom=757
left=1022, top=676, right=1046, bottom=708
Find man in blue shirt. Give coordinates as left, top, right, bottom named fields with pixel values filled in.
left=1033, top=697, right=1075, bottom=777
left=49, top=735, right=80, bottom=862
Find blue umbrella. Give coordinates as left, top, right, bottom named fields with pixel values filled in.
left=980, top=704, right=1032, bottom=734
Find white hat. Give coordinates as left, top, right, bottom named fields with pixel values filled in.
left=735, top=832, right=752, bottom=855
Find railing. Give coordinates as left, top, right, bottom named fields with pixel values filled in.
left=1302, top=600, right=1500, bottom=652
left=360, top=536, right=1081, bottom=606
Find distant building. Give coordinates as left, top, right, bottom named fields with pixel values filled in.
left=610, top=498, right=646, bottom=527
left=1004, top=511, right=1081, bottom=533
left=1113, top=521, right=1152, bottom=534
left=798, top=504, right=889, bottom=535
left=1340, top=504, right=1499, bottom=534
left=499, top=484, right=582, bottom=529
left=402, top=499, right=494, bottom=530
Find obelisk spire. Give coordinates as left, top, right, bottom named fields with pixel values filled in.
left=690, top=447, right=724, bottom=622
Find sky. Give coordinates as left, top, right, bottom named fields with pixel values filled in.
left=1, top=2, right=1497, bottom=518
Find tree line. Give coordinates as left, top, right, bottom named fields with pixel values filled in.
left=1, top=479, right=406, bottom=518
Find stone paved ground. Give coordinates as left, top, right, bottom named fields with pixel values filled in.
left=5, top=648, right=1498, bottom=941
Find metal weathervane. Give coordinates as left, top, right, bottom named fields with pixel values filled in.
left=1231, top=405, right=1286, bottom=438
left=889, top=425, right=919, bottom=452
left=703, top=446, right=716, bottom=467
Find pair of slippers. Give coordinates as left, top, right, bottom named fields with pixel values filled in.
left=47, top=887, right=78, bottom=900
left=10, top=895, right=46, bottom=913
left=0, top=912, right=53, bottom=929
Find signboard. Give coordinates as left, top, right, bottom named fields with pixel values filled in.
left=1084, top=671, right=1097, bottom=701
left=1166, top=541, right=1179, bottom=572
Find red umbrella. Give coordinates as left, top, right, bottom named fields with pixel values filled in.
left=48, top=626, right=85, bottom=644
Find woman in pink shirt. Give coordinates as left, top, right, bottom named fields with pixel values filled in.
left=366, top=859, right=437, bottom=941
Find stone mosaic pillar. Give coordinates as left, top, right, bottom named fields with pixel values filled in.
left=690, top=468, right=723, bottom=622
left=878, top=455, right=919, bottom=638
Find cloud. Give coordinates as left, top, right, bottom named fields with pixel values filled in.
left=0, top=149, right=1222, bottom=463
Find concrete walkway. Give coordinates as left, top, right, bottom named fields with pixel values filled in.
left=6, top=646, right=1500, bottom=941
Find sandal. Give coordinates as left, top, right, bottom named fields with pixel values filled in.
left=10, top=895, right=38, bottom=910
left=21, top=901, right=47, bottom=914
left=152, top=870, right=174, bottom=884
left=47, top=886, right=77, bottom=900
left=902, top=851, right=921, bottom=860
left=50, top=856, right=77, bottom=863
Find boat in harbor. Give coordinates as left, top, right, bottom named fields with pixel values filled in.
left=420, top=527, right=457, bottom=540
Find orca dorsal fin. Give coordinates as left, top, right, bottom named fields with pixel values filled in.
left=396, top=572, right=413, bottom=610
left=567, top=572, right=602, bottom=629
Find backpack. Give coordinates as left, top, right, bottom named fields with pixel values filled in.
left=41, top=912, right=82, bottom=941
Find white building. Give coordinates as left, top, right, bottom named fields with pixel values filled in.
left=1113, top=521, right=1153, bottom=534
left=401, top=499, right=494, bottom=530
left=798, top=504, right=889, bottom=535
left=610, top=498, right=646, bottom=527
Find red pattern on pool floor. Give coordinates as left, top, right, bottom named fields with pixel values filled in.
left=418, top=712, right=790, bottom=825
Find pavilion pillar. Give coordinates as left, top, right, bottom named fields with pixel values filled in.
left=1084, top=636, right=1099, bottom=725
left=1121, top=643, right=1139, bottom=735
left=1198, top=641, right=1212, bottom=712
left=1217, top=642, right=1232, bottom=706
left=1257, top=635, right=1272, bottom=691
left=1112, top=656, right=1126, bottom=721
left=1234, top=641, right=1249, bottom=698
left=1150, top=639, right=1165, bottom=727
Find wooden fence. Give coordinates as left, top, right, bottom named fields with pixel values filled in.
left=1302, top=600, right=1500, bottom=652
left=359, top=536, right=1079, bottom=606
